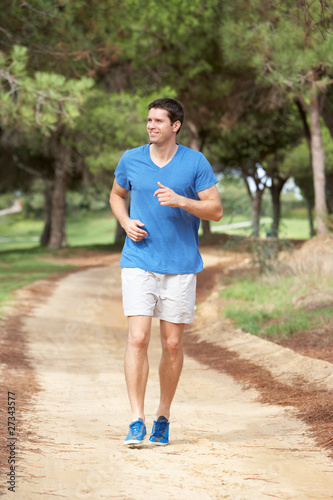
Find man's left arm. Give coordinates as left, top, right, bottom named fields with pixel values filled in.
left=153, top=182, right=223, bottom=222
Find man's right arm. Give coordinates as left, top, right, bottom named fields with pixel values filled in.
left=110, top=179, right=148, bottom=242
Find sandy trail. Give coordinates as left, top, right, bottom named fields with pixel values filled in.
left=2, top=254, right=333, bottom=499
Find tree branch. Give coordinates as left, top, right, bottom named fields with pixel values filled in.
left=242, top=173, right=253, bottom=200
left=13, top=156, right=44, bottom=178
left=295, top=97, right=311, bottom=148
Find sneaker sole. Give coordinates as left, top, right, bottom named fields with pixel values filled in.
left=124, top=437, right=146, bottom=447
left=149, top=440, right=169, bottom=446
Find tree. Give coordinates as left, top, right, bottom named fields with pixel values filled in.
left=220, top=0, right=333, bottom=234
left=282, top=140, right=315, bottom=236
left=263, top=153, right=290, bottom=237
left=0, top=45, right=94, bottom=249
left=212, top=104, right=303, bottom=236
left=0, top=0, right=124, bottom=77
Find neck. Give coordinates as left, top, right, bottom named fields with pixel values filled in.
left=150, top=142, right=178, bottom=162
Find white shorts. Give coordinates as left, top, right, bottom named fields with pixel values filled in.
left=121, top=268, right=197, bottom=324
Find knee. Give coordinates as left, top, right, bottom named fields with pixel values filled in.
left=163, top=338, right=182, bottom=359
left=128, top=329, right=150, bottom=351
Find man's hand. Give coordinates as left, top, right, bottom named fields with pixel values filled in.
left=153, top=181, right=181, bottom=207
left=123, top=219, right=148, bottom=242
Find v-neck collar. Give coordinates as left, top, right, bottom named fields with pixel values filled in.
left=146, top=143, right=180, bottom=169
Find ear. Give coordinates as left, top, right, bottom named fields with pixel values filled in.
left=172, top=120, right=181, bottom=133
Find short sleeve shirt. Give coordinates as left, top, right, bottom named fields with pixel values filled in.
left=114, top=143, right=218, bottom=274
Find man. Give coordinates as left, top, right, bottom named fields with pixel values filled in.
left=110, top=97, right=223, bottom=447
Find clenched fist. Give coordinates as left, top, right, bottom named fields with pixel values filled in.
left=153, top=182, right=181, bottom=207
left=124, top=219, right=148, bottom=242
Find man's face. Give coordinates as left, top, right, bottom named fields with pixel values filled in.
left=147, top=108, right=180, bottom=145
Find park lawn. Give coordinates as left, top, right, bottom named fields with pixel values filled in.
left=209, top=217, right=311, bottom=240
left=66, top=212, right=116, bottom=246
left=0, top=211, right=116, bottom=316
left=220, top=264, right=333, bottom=341
left=0, top=211, right=117, bottom=252
left=0, top=248, right=77, bottom=318
left=275, top=218, right=312, bottom=240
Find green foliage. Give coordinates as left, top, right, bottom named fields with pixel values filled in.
left=0, top=45, right=94, bottom=135
left=1, top=0, right=332, bottom=239
left=221, top=0, right=333, bottom=93
left=282, top=123, right=333, bottom=178
left=250, top=238, right=291, bottom=274
left=66, top=185, right=111, bottom=212
left=0, top=193, right=17, bottom=210
left=219, top=177, right=252, bottom=219
left=20, top=178, right=111, bottom=217
left=0, top=0, right=124, bottom=77
left=224, top=236, right=292, bottom=273
left=76, top=87, right=176, bottom=173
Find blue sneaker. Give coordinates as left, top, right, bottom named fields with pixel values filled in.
left=149, top=416, right=170, bottom=446
left=124, top=418, right=147, bottom=446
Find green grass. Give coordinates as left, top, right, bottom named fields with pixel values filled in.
left=66, top=211, right=117, bottom=247
left=0, top=211, right=122, bottom=317
left=0, top=248, right=77, bottom=318
left=0, top=211, right=117, bottom=252
left=214, top=218, right=311, bottom=240
left=277, top=218, right=312, bottom=240
left=221, top=273, right=333, bottom=339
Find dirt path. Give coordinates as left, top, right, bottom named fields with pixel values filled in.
left=1, top=252, right=333, bottom=499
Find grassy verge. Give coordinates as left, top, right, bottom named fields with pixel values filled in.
left=0, top=247, right=79, bottom=318
left=221, top=247, right=333, bottom=340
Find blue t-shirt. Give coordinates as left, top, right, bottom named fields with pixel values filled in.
left=114, top=143, right=218, bottom=274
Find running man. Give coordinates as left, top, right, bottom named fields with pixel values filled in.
left=110, top=97, right=223, bottom=446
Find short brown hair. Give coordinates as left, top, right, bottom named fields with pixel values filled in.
left=148, top=98, right=184, bottom=134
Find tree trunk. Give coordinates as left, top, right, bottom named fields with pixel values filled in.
left=295, top=98, right=311, bottom=148
left=306, top=197, right=315, bottom=238
left=307, top=84, right=329, bottom=235
left=270, top=176, right=288, bottom=238
left=40, top=178, right=54, bottom=246
left=321, top=95, right=333, bottom=139
left=202, top=220, right=211, bottom=238
left=115, top=221, right=126, bottom=243
left=187, top=119, right=200, bottom=152
left=114, top=194, right=130, bottom=243
left=48, top=134, right=70, bottom=250
left=186, top=119, right=211, bottom=237
left=326, top=171, right=333, bottom=214
left=243, top=175, right=264, bottom=237
left=251, top=194, right=262, bottom=237
left=302, top=178, right=315, bottom=237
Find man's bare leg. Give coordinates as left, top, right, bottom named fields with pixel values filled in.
left=125, top=315, right=152, bottom=422
left=156, top=320, right=185, bottom=420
